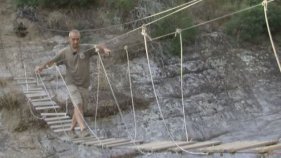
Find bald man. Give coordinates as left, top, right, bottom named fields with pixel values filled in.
left=35, top=29, right=110, bottom=138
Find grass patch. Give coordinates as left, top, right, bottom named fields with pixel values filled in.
left=0, top=93, right=20, bottom=110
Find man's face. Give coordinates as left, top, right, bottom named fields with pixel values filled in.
left=69, top=32, right=80, bottom=50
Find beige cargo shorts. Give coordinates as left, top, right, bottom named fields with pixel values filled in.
left=68, top=84, right=89, bottom=108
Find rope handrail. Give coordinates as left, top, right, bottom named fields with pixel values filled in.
left=152, top=0, right=275, bottom=41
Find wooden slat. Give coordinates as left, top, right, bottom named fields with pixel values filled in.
left=249, top=143, right=281, bottom=154
left=53, top=127, right=80, bottom=133
left=131, top=141, right=172, bottom=149
left=41, top=113, right=67, bottom=116
left=23, top=88, right=44, bottom=92
left=50, top=123, right=72, bottom=129
left=32, top=101, right=56, bottom=107
left=23, top=90, right=45, bottom=94
left=170, top=141, right=221, bottom=152
left=143, top=141, right=194, bottom=152
left=84, top=138, right=116, bottom=146
left=35, top=105, right=60, bottom=110
left=17, top=81, right=37, bottom=84
left=72, top=137, right=104, bottom=144
left=106, top=140, right=143, bottom=148
left=47, top=119, right=72, bottom=125
left=26, top=93, right=48, bottom=98
left=95, top=139, right=130, bottom=147
left=200, top=140, right=278, bottom=153
left=14, top=77, right=36, bottom=80
left=45, top=116, right=69, bottom=121
left=30, top=97, right=52, bottom=102
left=72, top=137, right=99, bottom=143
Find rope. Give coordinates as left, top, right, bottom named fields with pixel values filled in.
left=96, top=52, right=132, bottom=138
left=81, top=0, right=203, bottom=55
left=152, top=0, right=276, bottom=41
left=262, top=0, right=281, bottom=73
left=94, top=57, right=100, bottom=130
left=124, top=45, right=137, bottom=140
left=175, top=28, right=189, bottom=142
left=141, top=26, right=206, bottom=155
left=23, top=63, right=44, bottom=120
left=97, top=51, right=149, bottom=155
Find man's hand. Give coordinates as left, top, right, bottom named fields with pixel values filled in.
left=96, top=44, right=111, bottom=56
left=35, top=65, right=43, bottom=74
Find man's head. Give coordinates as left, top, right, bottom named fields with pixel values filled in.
left=69, top=29, right=80, bottom=51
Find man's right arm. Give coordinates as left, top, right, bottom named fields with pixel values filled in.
left=35, top=50, right=65, bottom=74
left=35, top=60, right=56, bottom=74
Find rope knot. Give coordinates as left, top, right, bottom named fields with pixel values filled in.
left=94, top=44, right=99, bottom=52
left=141, top=25, right=152, bottom=41
left=262, top=0, right=268, bottom=11
left=175, top=28, right=182, bottom=37
left=124, top=45, right=128, bottom=50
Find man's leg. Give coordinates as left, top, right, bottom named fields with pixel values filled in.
left=74, top=103, right=86, bottom=131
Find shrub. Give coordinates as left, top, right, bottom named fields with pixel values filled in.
left=0, top=94, right=20, bottom=110
left=224, top=2, right=281, bottom=42
left=14, top=0, right=95, bottom=8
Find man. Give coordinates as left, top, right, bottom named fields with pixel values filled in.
left=35, top=29, right=110, bottom=138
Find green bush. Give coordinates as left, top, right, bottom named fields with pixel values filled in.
left=151, top=11, right=197, bottom=56
left=224, top=2, right=281, bottom=42
left=14, top=0, right=95, bottom=8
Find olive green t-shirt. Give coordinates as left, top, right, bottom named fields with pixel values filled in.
left=50, top=44, right=96, bottom=88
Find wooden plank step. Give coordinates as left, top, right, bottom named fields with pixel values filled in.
left=170, top=141, right=221, bottom=152
left=95, top=139, right=131, bottom=147
left=142, top=141, right=194, bottom=152
left=45, top=116, right=70, bottom=121
left=35, top=105, right=60, bottom=110
left=72, top=137, right=104, bottom=144
left=14, top=77, right=36, bottom=80
left=131, top=141, right=177, bottom=149
left=71, top=136, right=100, bottom=142
left=53, top=127, right=80, bottom=133
left=30, top=97, right=52, bottom=102
left=32, top=101, right=57, bottom=107
left=17, top=81, right=38, bottom=84
left=50, top=123, right=72, bottom=129
left=47, top=119, right=72, bottom=125
left=26, top=93, right=48, bottom=98
left=248, top=143, right=281, bottom=154
left=24, top=90, right=46, bottom=94
left=41, top=113, right=67, bottom=116
left=84, top=138, right=116, bottom=146
left=23, top=88, right=44, bottom=92
left=200, top=140, right=278, bottom=153
left=106, top=140, right=143, bottom=148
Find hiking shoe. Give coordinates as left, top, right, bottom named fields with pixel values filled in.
left=80, top=130, right=91, bottom=137
left=68, top=130, right=78, bottom=139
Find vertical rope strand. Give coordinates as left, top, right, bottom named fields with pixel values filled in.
left=262, top=0, right=281, bottom=73
left=124, top=45, right=137, bottom=140
left=95, top=58, right=100, bottom=130
left=176, top=28, right=189, bottom=141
